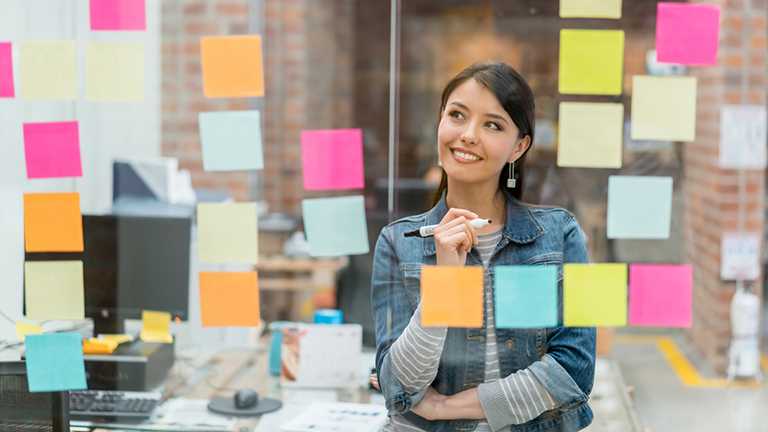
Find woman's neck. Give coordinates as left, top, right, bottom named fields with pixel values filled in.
left=445, top=182, right=506, bottom=234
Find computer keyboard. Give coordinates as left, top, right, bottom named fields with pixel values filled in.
left=69, top=390, right=162, bottom=420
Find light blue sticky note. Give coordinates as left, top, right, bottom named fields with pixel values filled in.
left=25, top=332, right=87, bottom=392
left=199, top=110, right=264, bottom=171
left=495, top=266, right=558, bottom=328
left=302, top=196, right=369, bottom=257
left=607, top=176, right=673, bottom=239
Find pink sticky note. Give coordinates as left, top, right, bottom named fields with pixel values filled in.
left=24, top=122, right=83, bottom=179
left=656, top=3, right=720, bottom=66
left=90, top=0, right=146, bottom=31
left=629, top=264, right=692, bottom=327
left=0, top=42, right=13, bottom=98
left=301, top=129, right=365, bottom=191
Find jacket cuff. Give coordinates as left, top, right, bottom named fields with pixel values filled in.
left=528, top=354, right=586, bottom=409
left=380, top=352, right=428, bottom=415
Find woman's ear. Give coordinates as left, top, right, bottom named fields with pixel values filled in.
left=509, top=135, right=531, bottom=162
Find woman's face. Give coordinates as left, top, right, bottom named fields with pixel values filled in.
left=437, top=79, right=528, bottom=187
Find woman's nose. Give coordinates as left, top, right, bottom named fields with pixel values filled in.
left=460, top=124, right=479, bottom=145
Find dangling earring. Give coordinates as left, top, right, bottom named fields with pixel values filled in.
left=507, top=161, right=516, bottom=188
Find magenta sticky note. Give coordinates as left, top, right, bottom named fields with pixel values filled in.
left=90, top=0, right=146, bottom=31
left=301, top=129, right=365, bottom=191
left=656, top=3, right=720, bottom=66
left=628, top=264, right=692, bottom=327
left=0, top=43, right=14, bottom=98
left=24, top=122, right=83, bottom=179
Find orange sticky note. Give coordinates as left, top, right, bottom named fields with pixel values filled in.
left=199, top=272, right=261, bottom=327
left=201, top=35, right=264, bottom=98
left=421, top=266, right=483, bottom=328
left=24, top=193, right=83, bottom=253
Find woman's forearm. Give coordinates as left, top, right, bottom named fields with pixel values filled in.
left=438, top=387, right=486, bottom=420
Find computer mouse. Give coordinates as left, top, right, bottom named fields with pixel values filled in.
left=234, top=388, right=259, bottom=409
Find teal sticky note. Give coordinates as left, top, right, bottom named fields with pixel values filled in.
left=607, top=176, right=673, bottom=239
left=302, top=196, right=369, bottom=257
left=495, top=266, right=558, bottom=328
left=199, top=110, right=264, bottom=171
left=25, top=333, right=87, bottom=392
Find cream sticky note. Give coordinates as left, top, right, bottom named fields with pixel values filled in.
left=629, top=264, right=692, bottom=327
left=139, top=310, right=173, bottom=343
left=24, top=261, right=84, bottom=321
left=201, top=35, right=264, bottom=98
left=199, top=272, right=261, bottom=327
left=15, top=322, right=42, bottom=341
left=197, top=202, right=258, bottom=263
left=301, top=196, right=369, bottom=257
left=631, top=76, right=697, bottom=142
left=656, top=3, right=720, bottom=66
left=86, top=41, right=145, bottom=101
left=607, top=176, right=673, bottom=239
left=24, top=193, right=84, bottom=253
left=560, top=0, right=622, bottom=18
left=558, top=102, right=623, bottom=168
left=199, top=111, right=264, bottom=171
left=421, top=266, right=483, bottom=328
left=563, top=263, right=627, bottom=327
left=559, top=29, right=624, bottom=95
left=19, top=41, right=77, bottom=100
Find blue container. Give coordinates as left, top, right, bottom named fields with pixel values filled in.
left=314, top=309, right=343, bottom=324
left=268, top=321, right=294, bottom=375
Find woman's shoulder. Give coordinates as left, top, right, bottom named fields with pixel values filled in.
left=520, top=202, right=578, bottom=231
left=382, top=210, right=431, bottom=232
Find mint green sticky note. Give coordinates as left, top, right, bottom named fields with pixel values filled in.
left=25, top=333, right=87, bottom=392
left=302, top=196, right=369, bottom=257
left=607, top=176, right=673, bottom=239
left=199, top=110, right=264, bottom=171
left=495, top=266, right=558, bottom=328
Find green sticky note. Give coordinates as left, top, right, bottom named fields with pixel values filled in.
left=564, top=263, right=627, bottom=327
left=86, top=41, right=145, bottom=101
left=558, top=102, right=624, bottom=168
left=199, top=110, right=264, bottom=171
left=607, top=176, right=673, bottom=239
left=197, top=203, right=258, bottom=263
left=19, top=41, right=77, bottom=100
left=302, top=196, right=369, bottom=257
left=24, top=261, right=84, bottom=320
left=631, top=76, right=697, bottom=142
left=495, top=266, right=558, bottom=328
left=25, top=333, right=87, bottom=392
left=559, top=29, right=624, bottom=95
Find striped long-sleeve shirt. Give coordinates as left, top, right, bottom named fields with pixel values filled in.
left=384, top=228, right=558, bottom=432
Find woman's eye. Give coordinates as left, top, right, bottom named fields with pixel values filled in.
left=449, top=110, right=464, bottom=120
left=487, top=122, right=501, bottom=131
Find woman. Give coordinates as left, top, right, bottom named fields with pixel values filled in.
left=371, top=62, right=596, bottom=432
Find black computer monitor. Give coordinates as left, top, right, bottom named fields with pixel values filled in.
left=24, top=214, right=192, bottom=336
left=0, top=361, right=69, bottom=431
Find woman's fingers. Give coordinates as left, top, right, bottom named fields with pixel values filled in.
left=438, top=230, right=473, bottom=254
left=435, top=216, right=478, bottom=245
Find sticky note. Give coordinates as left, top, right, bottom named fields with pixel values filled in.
left=139, top=310, right=173, bottom=343
left=25, top=261, right=84, bottom=321
left=19, top=41, right=77, bottom=100
left=15, top=322, right=42, bottom=341
left=421, top=266, right=483, bottom=327
left=201, top=35, right=264, bottom=98
left=301, top=196, right=369, bottom=257
left=629, top=264, right=692, bottom=327
left=90, top=0, right=146, bottom=31
left=23, top=121, right=82, bottom=179
left=559, top=29, right=624, bottom=95
left=607, top=176, right=673, bottom=239
left=25, top=333, right=87, bottom=392
left=494, top=266, right=558, bottom=329
left=656, top=3, right=720, bottom=66
left=199, top=111, right=264, bottom=171
left=0, top=42, right=14, bottom=98
left=24, top=193, right=84, bottom=253
left=631, top=76, right=697, bottom=142
left=86, top=41, right=144, bottom=101
left=560, top=0, right=622, bottom=18
left=197, top=203, right=258, bottom=263
left=199, top=272, right=261, bottom=327
left=558, top=102, right=623, bottom=168
left=301, top=129, right=365, bottom=190
left=564, top=263, right=627, bottom=327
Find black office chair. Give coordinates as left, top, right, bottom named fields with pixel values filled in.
left=0, top=361, right=70, bottom=431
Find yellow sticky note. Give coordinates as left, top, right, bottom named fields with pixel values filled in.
left=421, top=266, right=483, bottom=328
left=24, top=261, right=84, bottom=321
left=558, top=102, right=624, bottom=168
left=197, top=203, right=258, bottom=264
left=98, top=334, right=133, bottom=345
left=15, top=322, right=42, bottom=341
left=564, top=263, right=627, bottom=327
left=139, top=311, right=173, bottom=344
left=19, top=41, right=77, bottom=100
left=631, top=76, right=697, bottom=142
left=86, top=41, right=145, bottom=101
left=560, top=0, right=622, bottom=19
left=559, top=29, right=624, bottom=95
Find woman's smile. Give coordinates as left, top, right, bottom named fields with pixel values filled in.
left=450, top=148, right=483, bottom=163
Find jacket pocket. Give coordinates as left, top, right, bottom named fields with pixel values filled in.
left=399, top=263, right=422, bottom=311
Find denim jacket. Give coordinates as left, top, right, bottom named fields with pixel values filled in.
left=371, top=194, right=596, bottom=432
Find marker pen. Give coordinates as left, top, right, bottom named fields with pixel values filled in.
left=404, top=219, right=492, bottom=238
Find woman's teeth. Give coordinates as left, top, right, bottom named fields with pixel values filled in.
left=454, top=150, right=480, bottom=161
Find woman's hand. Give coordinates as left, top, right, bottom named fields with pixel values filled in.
left=411, top=386, right=446, bottom=421
left=433, top=208, right=479, bottom=267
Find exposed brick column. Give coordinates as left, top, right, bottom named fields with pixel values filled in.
left=683, top=0, right=767, bottom=373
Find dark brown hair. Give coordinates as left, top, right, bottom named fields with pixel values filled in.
left=432, top=62, right=535, bottom=207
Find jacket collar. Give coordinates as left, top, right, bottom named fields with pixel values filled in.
left=423, top=192, right=545, bottom=256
